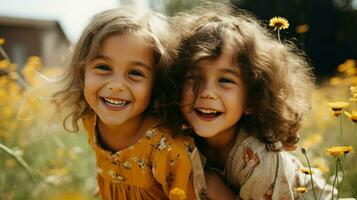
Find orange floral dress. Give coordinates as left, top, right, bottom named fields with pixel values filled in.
left=82, top=114, right=197, bottom=200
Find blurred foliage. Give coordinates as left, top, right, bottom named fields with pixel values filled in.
left=0, top=52, right=97, bottom=200
left=297, top=58, right=357, bottom=197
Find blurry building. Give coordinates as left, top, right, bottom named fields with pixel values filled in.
left=0, top=16, right=70, bottom=68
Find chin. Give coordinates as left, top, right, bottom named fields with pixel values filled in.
left=98, top=116, right=124, bottom=126
left=194, top=128, right=219, bottom=138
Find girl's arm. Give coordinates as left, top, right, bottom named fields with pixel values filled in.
left=151, top=135, right=197, bottom=200
left=205, top=170, right=238, bottom=200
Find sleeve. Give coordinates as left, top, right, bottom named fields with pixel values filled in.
left=238, top=149, right=295, bottom=200
left=238, top=149, right=333, bottom=200
left=151, top=135, right=196, bottom=200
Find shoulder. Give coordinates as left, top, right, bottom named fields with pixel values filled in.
left=150, top=127, right=196, bottom=156
left=239, top=135, right=301, bottom=174
left=228, top=133, right=300, bottom=184
left=236, top=136, right=302, bottom=199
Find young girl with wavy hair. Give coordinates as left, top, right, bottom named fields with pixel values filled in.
left=53, top=7, right=197, bottom=200
left=167, top=4, right=333, bottom=200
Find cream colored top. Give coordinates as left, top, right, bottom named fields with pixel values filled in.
left=194, top=130, right=333, bottom=200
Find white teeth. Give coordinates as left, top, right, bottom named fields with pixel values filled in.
left=197, top=108, right=218, bottom=114
left=103, top=98, right=128, bottom=107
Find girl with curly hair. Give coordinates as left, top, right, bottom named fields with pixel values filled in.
left=167, top=4, right=333, bottom=200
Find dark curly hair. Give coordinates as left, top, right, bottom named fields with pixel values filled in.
left=161, top=4, right=315, bottom=151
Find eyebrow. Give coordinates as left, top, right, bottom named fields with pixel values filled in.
left=220, top=67, right=241, bottom=77
left=92, top=54, right=153, bottom=72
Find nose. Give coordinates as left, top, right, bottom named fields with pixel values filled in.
left=199, top=80, right=217, bottom=99
left=106, top=75, right=126, bottom=92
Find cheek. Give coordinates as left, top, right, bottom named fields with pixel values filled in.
left=181, top=83, right=194, bottom=103
left=133, top=80, right=154, bottom=103
left=228, top=88, right=247, bottom=110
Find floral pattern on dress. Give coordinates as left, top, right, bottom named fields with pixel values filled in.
left=108, top=170, right=126, bottom=183
left=123, top=161, right=131, bottom=169
left=156, top=136, right=169, bottom=151
left=242, top=147, right=260, bottom=170
left=169, top=154, right=180, bottom=166
left=145, top=129, right=156, bottom=139
left=263, top=183, right=274, bottom=200
left=132, top=157, right=146, bottom=169
left=183, top=141, right=194, bottom=154
left=166, top=172, right=174, bottom=187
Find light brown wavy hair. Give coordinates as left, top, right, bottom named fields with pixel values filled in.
left=52, top=7, right=177, bottom=132
left=164, top=4, right=315, bottom=151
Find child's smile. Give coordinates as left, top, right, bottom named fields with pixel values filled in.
left=194, top=107, right=222, bottom=121
left=100, top=97, right=130, bottom=111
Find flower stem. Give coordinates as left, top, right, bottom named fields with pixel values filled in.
left=302, top=193, right=308, bottom=200
left=318, top=181, right=327, bottom=200
left=337, top=157, right=346, bottom=198
left=0, top=142, right=47, bottom=199
left=339, top=115, right=343, bottom=145
left=0, top=46, right=10, bottom=60
left=277, top=29, right=281, bottom=44
left=303, top=150, right=318, bottom=200
left=331, top=158, right=339, bottom=200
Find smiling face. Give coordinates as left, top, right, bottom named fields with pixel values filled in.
left=84, top=34, right=155, bottom=127
left=181, top=50, right=248, bottom=138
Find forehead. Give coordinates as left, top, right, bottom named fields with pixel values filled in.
left=95, top=34, right=154, bottom=67
left=194, top=50, right=240, bottom=73
left=99, top=33, right=150, bottom=53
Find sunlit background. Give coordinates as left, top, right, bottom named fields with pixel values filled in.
left=1, top=0, right=357, bottom=199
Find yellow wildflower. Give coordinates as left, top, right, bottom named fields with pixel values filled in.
left=329, top=77, right=343, bottom=86
left=345, top=67, right=357, bottom=77
left=295, top=24, right=309, bottom=34
left=338, top=60, right=356, bottom=72
left=269, top=17, right=289, bottom=31
left=349, top=76, right=357, bottom=85
left=327, top=102, right=350, bottom=116
left=351, top=85, right=357, bottom=92
left=300, top=167, right=313, bottom=175
left=296, top=187, right=308, bottom=193
left=350, top=98, right=357, bottom=102
left=344, top=111, right=357, bottom=123
left=0, top=38, right=4, bottom=45
left=326, top=146, right=353, bottom=158
left=0, top=59, right=10, bottom=69
left=169, top=188, right=186, bottom=200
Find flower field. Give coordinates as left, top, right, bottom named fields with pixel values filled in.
left=1, top=39, right=357, bottom=199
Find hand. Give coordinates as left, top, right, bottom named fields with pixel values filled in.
left=205, top=170, right=237, bottom=200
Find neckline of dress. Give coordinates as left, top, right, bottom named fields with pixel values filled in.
left=91, top=114, right=158, bottom=157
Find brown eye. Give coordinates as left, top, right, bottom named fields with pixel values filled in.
left=128, top=70, right=144, bottom=77
left=219, top=78, right=235, bottom=84
left=95, top=64, right=111, bottom=71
